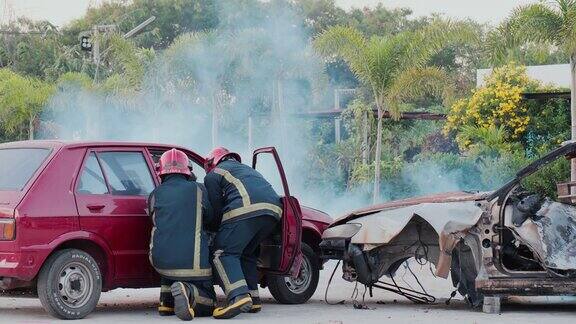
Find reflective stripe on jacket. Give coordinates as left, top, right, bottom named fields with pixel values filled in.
left=148, top=174, right=214, bottom=280
left=204, top=159, right=282, bottom=229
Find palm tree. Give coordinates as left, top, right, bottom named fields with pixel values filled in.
left=314, top=21, right=470, bottom=203
left=496, top=0, right=576, bottom=181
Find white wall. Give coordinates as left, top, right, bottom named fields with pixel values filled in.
left=477, top=64, right=571, bottom=88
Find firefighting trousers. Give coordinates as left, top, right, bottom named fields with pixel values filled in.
left=160, top=277, right=216, bottom=316
left=213, top=215, right=278, bottom=301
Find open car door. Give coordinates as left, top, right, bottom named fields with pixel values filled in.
left=253, top=147, right=303, bottom=277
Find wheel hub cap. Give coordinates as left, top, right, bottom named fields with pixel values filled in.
left=58, top=262, right=93, bottom=308
left=284, top=254, right=312, bottom=294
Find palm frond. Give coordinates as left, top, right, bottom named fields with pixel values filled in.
left=507, top=3, right=563, bottom=46
left=561, top=2, right=576, bottom=53
left=555, top=0, right=576, bottom=15
left=313, top=25, right=366, bottom=58
left=386, top=66, right=453, bottom=119
left=314, top=26, right=377, bottom=95
left=399, top=19, right=479, bottom=71
left=485, top=24, right=517, bottom=65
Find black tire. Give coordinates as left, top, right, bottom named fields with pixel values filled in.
left=268, top=243, right=320, bottom=304
left=37, top=249, right=102, bottom=320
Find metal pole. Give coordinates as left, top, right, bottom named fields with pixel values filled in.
left=248, top=116, right=254, bottom=153
left=92, top=26, right=100, bottom=82
left=28, top=114, right=34, bottom=140
left=89, top=26, right=100, bottom=139
left=123, top=16, right=156, bottom=39
left=335, top=117, right=341, bottom=143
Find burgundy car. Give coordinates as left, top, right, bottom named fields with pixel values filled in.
left=0, top=141, right=331, bottom=319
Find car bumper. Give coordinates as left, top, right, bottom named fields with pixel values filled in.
left=0, top=251, right=39, bottom=287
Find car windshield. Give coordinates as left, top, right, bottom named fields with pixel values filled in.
left=0, top=148, right=51, bottom=190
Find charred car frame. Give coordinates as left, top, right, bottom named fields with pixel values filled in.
left=321, top=141, right=576, bottom=312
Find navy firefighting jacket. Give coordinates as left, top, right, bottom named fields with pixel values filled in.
left=204, top=159, right=282, bottom=230
left=148, top=174, right=214, bottom=281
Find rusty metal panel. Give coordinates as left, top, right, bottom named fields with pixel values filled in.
left=332, top=191, right=489, bottom=226
left=556, top=181, right=576, bottom=204
left=346, top=201, right=482, bottom=246
left=533, top=201, right=576, bottom=270
left=477, top=278, right=576, bottom=296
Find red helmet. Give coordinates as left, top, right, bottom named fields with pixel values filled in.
left=158, top=149, right=191, bottom=177
left=204, top=147, right=241, bottom=172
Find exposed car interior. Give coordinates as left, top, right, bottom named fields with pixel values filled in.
left=499, top=153, right=576, bottom=276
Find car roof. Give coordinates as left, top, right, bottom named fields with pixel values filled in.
left=0, top=140, right=205, bottom=161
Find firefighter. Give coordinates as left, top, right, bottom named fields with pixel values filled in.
left=148, top=148, right=216, bottom=321
left=204, top=147, right=282, bottom=319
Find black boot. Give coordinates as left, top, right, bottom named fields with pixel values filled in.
left=158, top=285, right=175, bottom=316
left=158, top=302, right=175, bottom=316
left=248, top=296, right=262, bottom=313
left=212, top=294, right=253, bottom=319
left=171, top=282, right=195, bottom=321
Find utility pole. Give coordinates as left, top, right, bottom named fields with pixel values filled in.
left=80, top=16, right=156, bottom=139
left=89, top=16, right=156, bottom=84
left=91, top=24, right=116, bottom=84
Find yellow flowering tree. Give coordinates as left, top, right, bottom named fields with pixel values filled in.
left=444, top=63, right=539, bottom=150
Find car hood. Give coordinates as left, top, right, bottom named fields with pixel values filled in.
left=331, top=191, right=490, bottom=227
left=323, top=192, right=489, bottom=279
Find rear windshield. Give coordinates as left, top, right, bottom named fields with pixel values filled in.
left=0, top=148, right=51, bottom=190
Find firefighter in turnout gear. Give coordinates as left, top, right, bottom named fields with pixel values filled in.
left=148, top=149, right=216, bottom=321
left=204, top=147, right=282, bottom=319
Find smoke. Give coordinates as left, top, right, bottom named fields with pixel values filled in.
left=42, top=1, right=345, bottom=214
left=41, top=1, right=506, bottom=218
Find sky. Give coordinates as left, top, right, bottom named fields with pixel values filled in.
left=0, top=0, right=538, bottom=27
left=336, top=0, right=537, bottom=23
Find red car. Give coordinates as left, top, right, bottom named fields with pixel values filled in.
left=0, top=141, right=331, bottom=319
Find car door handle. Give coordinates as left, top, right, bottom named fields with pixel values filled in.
left=86, top=204, right=105, bottom=212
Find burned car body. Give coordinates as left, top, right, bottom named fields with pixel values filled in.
left=321, top=142, right=576, bottom=311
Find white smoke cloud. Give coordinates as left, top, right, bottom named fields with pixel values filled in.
left=42, top=1, right=345, bottom=215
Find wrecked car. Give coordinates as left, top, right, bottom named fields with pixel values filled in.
left=320, top=141, right=576, bottom=312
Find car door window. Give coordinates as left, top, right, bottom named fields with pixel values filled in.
left=77, top=152, right=109, bottom=195
left=98, top=152, right=155, bottom=196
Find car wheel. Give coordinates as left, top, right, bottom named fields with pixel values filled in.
left=37, top=249, right=102, bottom=320
left=268, top=243, right=320, bottom=304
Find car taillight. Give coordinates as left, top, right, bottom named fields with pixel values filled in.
left=0, top=219, right=15, bottom=240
